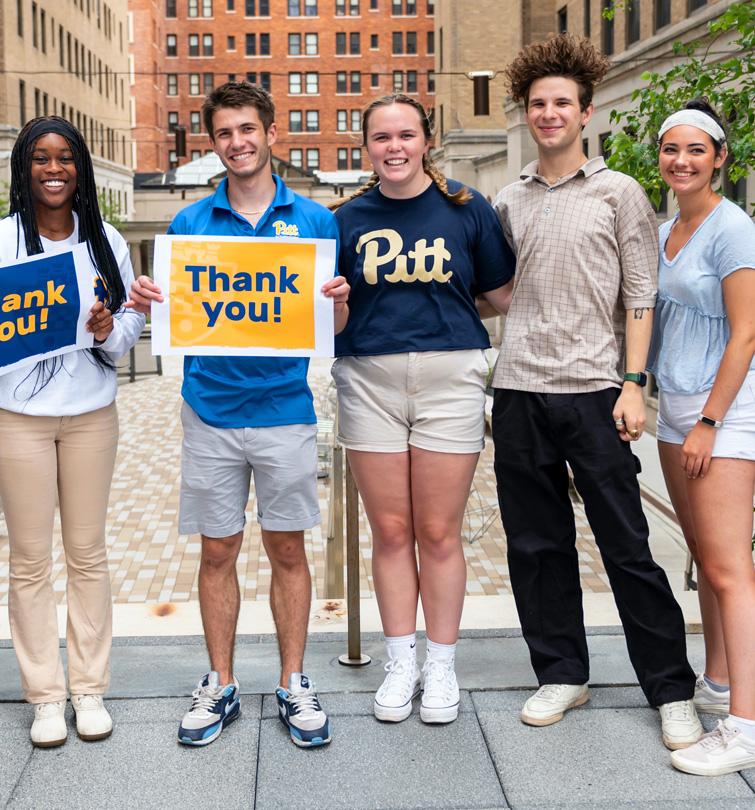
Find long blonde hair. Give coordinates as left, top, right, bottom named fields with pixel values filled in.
left=330, top=94, right=472, bottom=211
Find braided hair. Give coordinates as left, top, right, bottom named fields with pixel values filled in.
left=330, top=94, right=472, bottom=210
left=8, top=116, right=126, bottom=387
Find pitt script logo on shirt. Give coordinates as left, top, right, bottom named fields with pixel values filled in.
left=356, top=229, right=452, bottom=284
left=273, top=220, right=299, bottom=237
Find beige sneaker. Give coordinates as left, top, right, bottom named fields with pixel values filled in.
left=71, top=694, right=113, bottom=741
left=659, top=699, right=703, bottom=750
left=693, top=673, right=730, bottom=716
left=520, top=683, right=589, bottom=727
left=30, top=701, right=67, bottom=748
left=671, top=719, right=755, bottom=776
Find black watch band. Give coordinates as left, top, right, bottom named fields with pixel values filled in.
left=623, top=372, right=647, bottom=387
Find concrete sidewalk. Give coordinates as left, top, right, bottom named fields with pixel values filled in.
left=1, top=631, right=753, bottom=809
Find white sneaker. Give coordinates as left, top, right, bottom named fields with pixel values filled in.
left=671, top=719, right=755, bottom=776
left=30, top=701, right=67, bottom=748
left=71, top=694, right=113, bottom=741
left=420, top=658, right=459, bottom=724
left=693, top=673, right=730, bottom=716
left=659, top=699, right=703, bottom=750
left=374, top=657, right=421, bottom=722
left=520, top=683, right=589, bottom=727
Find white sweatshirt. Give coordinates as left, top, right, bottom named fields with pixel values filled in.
left=0, top=213, right=145, bottom=416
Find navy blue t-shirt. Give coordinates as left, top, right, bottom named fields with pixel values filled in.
left=334, top=180, right=515, bottom=356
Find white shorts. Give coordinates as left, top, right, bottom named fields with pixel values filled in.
left=331, top=349, right=489, bottom=454
left=657, top=372, right=755, bottom=461
left=178, top=402, right=321, bottom=536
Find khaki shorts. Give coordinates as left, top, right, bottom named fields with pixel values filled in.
left=331, top=350, right=489, bottom=454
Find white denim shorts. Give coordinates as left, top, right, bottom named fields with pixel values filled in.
left=178, top=402, right=321, bottom=536
left=657, top=371, right=755, bottom=461
left=331, top=349, right=489, bottom=454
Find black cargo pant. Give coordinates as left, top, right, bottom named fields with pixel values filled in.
left=492, top=387, right=695, bottom=707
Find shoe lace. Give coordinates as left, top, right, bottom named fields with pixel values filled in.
left=662, top=700, right=694, bottom=722
left=189, top=684, right=224, bottom=714
left=698, top=721, right=739, bottom=751
left=536, top=684, right=571, bottom=701
left=288, top=686, right=322, bottom=718
left=379, top=658, right=415, bottom=698
left=35, top=701, right=65, bottom=717
left=74, top=695, right=102, bottom=710
left=423, top=659, right=455, bottom=698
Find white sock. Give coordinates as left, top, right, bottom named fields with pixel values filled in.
left=385, top=633, right=416, bottom=661
left=728, top=714, right=755, bottom=741
left=426, top=638, right=456, bottom=664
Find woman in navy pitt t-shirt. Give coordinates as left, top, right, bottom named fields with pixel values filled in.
left=331, top=94, right=515, bottom=726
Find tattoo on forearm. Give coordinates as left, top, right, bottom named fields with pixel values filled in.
left=633, top=308, right=649, bottom=320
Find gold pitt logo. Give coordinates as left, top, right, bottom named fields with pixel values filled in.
left=355, top=229, right=452, bottom=284
left=273, top=220, right=299, bottom=237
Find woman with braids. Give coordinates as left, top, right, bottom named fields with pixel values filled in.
left=0, top=117, right=144, bottom=747
left=331, top=94, right=515, bottom=725
left=647, top=100, right=755, bottom=776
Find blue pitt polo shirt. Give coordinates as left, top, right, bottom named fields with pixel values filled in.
left=168, top=174, right=339, bottom=428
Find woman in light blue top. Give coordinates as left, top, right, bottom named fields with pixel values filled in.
left=647, top=99, right=755, bottom=777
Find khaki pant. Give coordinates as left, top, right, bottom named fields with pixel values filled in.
left=0, top=403, right=118, bottom=703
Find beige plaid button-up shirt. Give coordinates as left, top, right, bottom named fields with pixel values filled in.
left=492, top=156, right=659, bottom=393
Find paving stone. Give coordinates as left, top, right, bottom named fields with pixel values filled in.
left=0, top=729, right=31, bottom=806
left=7, top=718, right=259, bottom=810
left=255, top=713, right=507, bottom=809
left=476, top=704, right=752, bottom=807
left=510, top=803, right=755, bottom=810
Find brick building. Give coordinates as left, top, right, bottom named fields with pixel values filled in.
left=0, top=0, right=133, bottom=217
left=130, top=0, right=436, bottom=174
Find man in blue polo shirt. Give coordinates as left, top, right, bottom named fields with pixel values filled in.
left=129, top=82, right=348, bottom=749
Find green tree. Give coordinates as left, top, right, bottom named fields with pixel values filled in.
left=0, top=181, right=9, bottom=219
left=604, top=2, right=754, bottom=209
left=97, top=188, right=124, bottom=232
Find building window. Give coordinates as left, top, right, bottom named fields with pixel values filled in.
left=189, top=0, right=199, bottom=15
left=17, top=0, right=23, bottom=37
left=228, top=0, right=235, bottom=10
left=337, top=110, right=347, bottom=132
left=557, top=6, right=567, bottom=33
left=392, top=32, right=403, bottom=54
left=371, top=72, right=380, bottom=88
left=371, top=0, right=378, bottom=9
left=350, top=32, right=361, bottom=53
left=626, top=1, right=640, bottom=44
left=289, top=73, right=302, bottom=94
left=336, top=32, right=346, bottom=54
left=167, top=34, right=177, bottom=56
left=168, top=111, right=179, bottom=133
left=167, top=74, right=178, bottom=94
left=203, top=34, right=213, bottom=55
left=582, top=137, right=589, bottom=156
left=169, top=150, right=177, bottom=167
left=166, top=0, right=177, bottom=16
left=188, top=34, right=199, bottom=56
left=406, top=70, right=417, bottom=93
left=289, top=33, right=301, bottom=54
left=584, top=0, right=591, bottom=36
left=40, top=8, right=47, bottom=52
left=306, top=72, right=319, bottom=93
left=335, top=0, right=345, bottom=12
left=189, top=73, right=200, bottom=94
left=306, top=110, right=319, bottom=131
left=260, top=33, right=270, bottom=54
left=289, top=110, right=303, bottom=132
left=246, top=33, right=256, bottom=55
left=288, top=0, right=317, bottom=14
left=392, top=0, right=415, bottom=14
left=350, top=71, right=361, bottom=93
left=305, top=33, right=318, bottom=54
left=306, top=148, right=319, bottom=169
left=336, top=72, right=347, bottom=93
left=427, top=69, right=435, bottom=93
left=190, top=111, right=201, bottom=133
left=601, top=0, right=614, bottom=55
left=204, top=73, right=215, bottom=93
left=406, top=31, right=417, bottom=53
left=599, top=131, right=612, bottom=157
left=227, top=35, right=236, bottom=50
left=688, top=0, right=706, bottom=12
left=191, top=150, right=202, bottom=161
left=370, top=33, right=378, bottom=49
left=337, top=148, right=348, bottom=170
left=289, top=148, right=303, bottom=167
left=246, top=0, right=270, bottom=12
left=350, top=109, right=360, bottom=131
left=203, top=0, right=213, bottom=13
left=426, top=30, right=434, bottom=54
left=260, top=72, right=271, bottom=90
left=654, top=0, right=671, bottom=30
left=351, top=148, right=362, bottom=169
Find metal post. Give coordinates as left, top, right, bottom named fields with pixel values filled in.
left=338, top=454, right=371, bottom=666
left=325, top=443, right=345, bottom=598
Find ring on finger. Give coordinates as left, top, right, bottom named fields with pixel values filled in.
left=614, top=419, right=625, bottom=426
left=629, top=429, right=640, bottom=438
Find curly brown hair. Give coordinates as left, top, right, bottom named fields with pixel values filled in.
left=505, top=34, right=610, bottom=111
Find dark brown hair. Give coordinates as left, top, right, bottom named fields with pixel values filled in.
left=201, top=81, right=275, bottom=139
left=505, top=34, right=610, bottom=111
left=331, top=94, right=472, bottom=210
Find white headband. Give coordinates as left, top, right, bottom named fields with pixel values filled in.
left=658, top=110, right=726, bottom=146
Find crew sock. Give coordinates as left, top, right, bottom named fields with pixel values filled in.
left=703, top=673, right=730, bottom=693
left=385, top=633, right=416, bottom=661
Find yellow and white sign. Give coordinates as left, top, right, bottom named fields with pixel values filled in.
left=151, top=235, right=336, bottom=357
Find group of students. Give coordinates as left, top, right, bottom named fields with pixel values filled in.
left=0, top=33, right=753, bottom=779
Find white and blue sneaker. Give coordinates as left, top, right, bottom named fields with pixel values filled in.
left=178, top=671, right=240, bottom=746
left=275, top=673, right=331, bottom=748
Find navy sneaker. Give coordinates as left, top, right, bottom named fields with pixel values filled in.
left=275, top=673, right=331, bottom=748
left=178, top=671, right=240, bottom=746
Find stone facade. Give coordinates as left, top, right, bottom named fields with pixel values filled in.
left=0, top=0, right=134, bottom=217
left=129, top=0, right=435, bottom=174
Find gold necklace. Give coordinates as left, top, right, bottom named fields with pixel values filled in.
left=233, top=207, right=267, bottom=215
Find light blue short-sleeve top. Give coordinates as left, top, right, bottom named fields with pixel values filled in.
left=647, top=198, right=755, bottom=394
